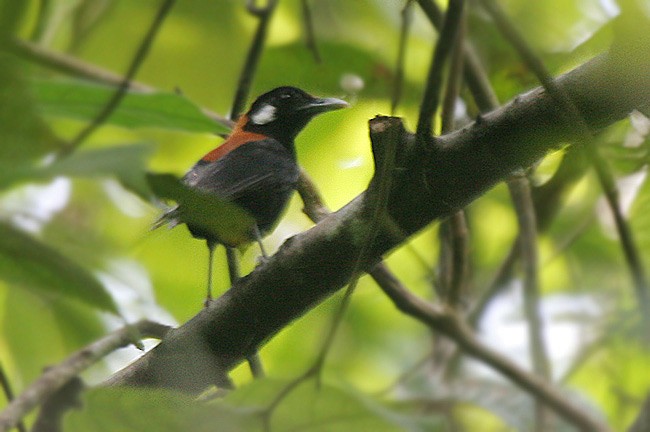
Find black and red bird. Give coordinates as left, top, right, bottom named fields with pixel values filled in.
left=157, top=86, right=348, bottom=300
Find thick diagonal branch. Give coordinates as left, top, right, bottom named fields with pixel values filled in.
left=105, top=52, right=650, bottom=396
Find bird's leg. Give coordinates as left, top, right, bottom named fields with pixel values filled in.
left=205, top=240, right=217, bottom=307
left=246, top=353, right=265, bottom=378
left=253, top=224, right=269, bottom=262
left=225, top=240, right=266, bottom=379
left=225, top=246, right=240, bottom=284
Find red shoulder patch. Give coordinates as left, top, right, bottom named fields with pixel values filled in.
left=201, top=115, right=267, bottom=162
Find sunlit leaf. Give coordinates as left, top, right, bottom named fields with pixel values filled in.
left=31, top=78, right=229, bottom=134
left=0, top=222, right=118, bottom=313
left=147, top=173, right=257, bottom=247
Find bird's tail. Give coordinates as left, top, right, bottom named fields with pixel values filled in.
left=151, top=206, right=180, bottom=231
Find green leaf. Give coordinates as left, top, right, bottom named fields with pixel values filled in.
left=0, top=1, right=30, bottom=35
left=0, top=54, right=61, bottom=166
left=223, top=379, right=425, bottom=432
left=67, top=381, right=435, bottom=432
left=42, top=143, right=154, bottom=198
left=147, top=173, right=257, bottom=247
left=3, top=286, right=106, bottom=383
left=0, top=144, right=155, bottom=198
left=0, top=222, right=118, bottom=314
left=65, top=387, right=255, bottom=432
left=31, top=78, right=229, bottom=134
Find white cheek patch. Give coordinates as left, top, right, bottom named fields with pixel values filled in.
left=250, top=104, right=277, bottom=125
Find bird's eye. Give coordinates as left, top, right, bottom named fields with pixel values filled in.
left=280, top=93, right=292, bottom=99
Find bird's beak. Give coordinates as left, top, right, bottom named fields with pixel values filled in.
left=300, top=97, right=350, bottom=114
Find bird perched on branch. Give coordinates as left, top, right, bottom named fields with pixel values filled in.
left=155, top=86, right=348, bottom=302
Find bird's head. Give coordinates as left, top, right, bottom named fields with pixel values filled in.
left=241, top=86, right=349, bottom=143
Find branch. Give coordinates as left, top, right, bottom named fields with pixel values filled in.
left=103, top=50, right=649, bottom=401
left=0, top=320, right=170, bottom=432
left=296, top=168, right=331, bottom=222
left=0, top=364, right=25, bottom=432
left=31, top=377, right=83, bottom=432
left=416, top=0, right=465, bottom=141
left=416, top=0, right=500, bottom=111
left=230, top=0, right=279, bottom=120
left=509, top=174, right=552, bottom=430
left=436, top=6, right=468, bottom=307
left=300, top=0, right=321, bottom=63
left=391, top=0, right=414, bottom=114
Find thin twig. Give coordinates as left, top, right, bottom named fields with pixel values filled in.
left=230, top=0, right=279, bottom=120
left=0, top=363, right=26, bottom=432
left=477, top=0, right=650, bottom=324
left=300, top=0, right=321, bottom=63
left=225, top=247, right=241, bottom=289
left=224, top=245, right=265, bottom=379
left=296, top=168, right=331, bottom=222
left=415, top=0, right=465, bottom=142
left=391, top=0, right=414, bottom=115
left=467, top=244, right=517, bottom=327
left=510, top=176, right=550, bottom=379
left=444, top=241, right=518, bottom=379
left=509, top=174, right=552, bottom=431
left=8, top=38, right=149, bottom=91
left=59, top=0, right=176, bottom=157
left=437, top=212, right=469, bottom=305
left=0, top=320, right=171, bottom=432
left=437, top=7, right=468, bottom=307
left=428, top=4, right=469, bottom=387
left=439, top=7, right=465, bottom=134
left=374, top=349, right=435, bottom=396
left=416, top=0, right=500, bottom=116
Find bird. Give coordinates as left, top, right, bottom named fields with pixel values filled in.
left=155, top=86, right=349, bottom=302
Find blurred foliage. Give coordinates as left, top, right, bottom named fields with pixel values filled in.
left=32, top=78, right=229, bottom=134
left=65, top=380, right=440, bottom=432
left=0, top=0, right=649, bottom=431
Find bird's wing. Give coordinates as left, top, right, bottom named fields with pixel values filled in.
left=185, top=138, right=299, bottom=201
